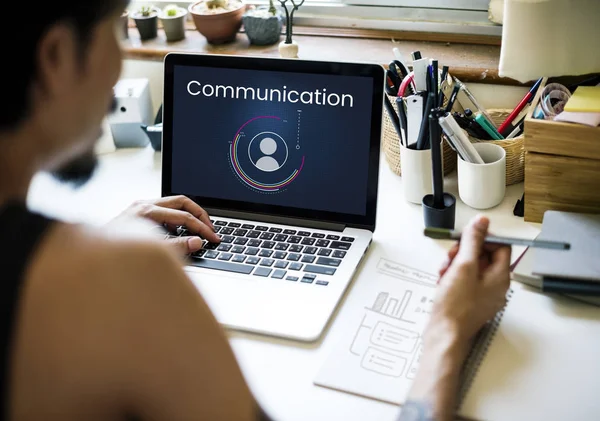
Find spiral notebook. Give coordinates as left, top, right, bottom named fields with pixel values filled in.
left=315, top=282, right=600, bottom=421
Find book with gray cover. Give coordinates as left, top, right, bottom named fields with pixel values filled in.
left=533, top=211, right=600, bottom=282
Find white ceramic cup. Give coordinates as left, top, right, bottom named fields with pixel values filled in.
left=457, top=143, right=506, bottom=209
left=400, top=143, right=433, bottom=204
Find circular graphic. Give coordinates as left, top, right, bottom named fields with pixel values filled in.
left=230, top=116, right=305, bottom=192
left=248, top=132, right=289, bottom=173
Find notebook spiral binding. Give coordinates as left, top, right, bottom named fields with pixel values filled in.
left=456, top=288, right=515, bottom=407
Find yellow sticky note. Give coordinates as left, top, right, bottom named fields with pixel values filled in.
left=564, top=86, right=600, bottom=113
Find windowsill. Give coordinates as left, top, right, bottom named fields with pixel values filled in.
left=121, top=27, right=519, bottom=86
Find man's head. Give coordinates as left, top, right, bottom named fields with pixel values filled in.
left=1, top=0, right=128, bottom=186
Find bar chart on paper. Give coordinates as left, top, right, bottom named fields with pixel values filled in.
left=314, top=257, right=438, bottom=405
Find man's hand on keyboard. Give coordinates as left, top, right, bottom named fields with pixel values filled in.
left=117, top=195, right=220, bottom=254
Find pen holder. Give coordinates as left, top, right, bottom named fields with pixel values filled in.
left=422, top=193, right=456, bottom=229
left=382, top=94, right=457, bottom=177
left=463, top=109, right=524, bottom=186
left=458, top=143, right=506, bottom=209
left=400, top=143, right=434, bottom=204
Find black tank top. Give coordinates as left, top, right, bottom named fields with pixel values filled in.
left=0, top=202, right=53, bottom=421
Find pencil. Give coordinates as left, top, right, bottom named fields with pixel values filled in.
left=424, top=227, right=571, bottom=250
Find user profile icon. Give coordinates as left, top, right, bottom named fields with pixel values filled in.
left=248, top=132, right=288, bottom=173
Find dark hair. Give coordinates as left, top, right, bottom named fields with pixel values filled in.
left=1, top=0, right=128, bottom=131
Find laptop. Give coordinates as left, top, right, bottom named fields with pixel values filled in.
left=161, top=52, right=385, bottom=342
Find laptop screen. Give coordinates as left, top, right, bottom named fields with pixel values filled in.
left=162, top=54, right=384, bottom=229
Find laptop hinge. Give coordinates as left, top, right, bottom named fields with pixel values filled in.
left=204, top=208, right=346, bottom=232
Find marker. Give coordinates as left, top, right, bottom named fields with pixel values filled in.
left=424, top=227, right=571, bottom=250
left=438, top=65, right=449, bottom=107
left=498, top=77, right=543, bottom=136
left=474, top=112, right=504, bottom=140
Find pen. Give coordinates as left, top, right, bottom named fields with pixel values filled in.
left=506, top=122, right=523, bottom=139
left=498, top=77, right=543, bottom=136
left=396, top=97, right=408, bottom=146
left=416, top=83, right=435, bottom=150
left=431, top=59, right=439, bottom=108
left=429, top=110, right=445, bottom=208
left=438, top=65, right=449, bottom=107
left=423, top=227, right=571, bottom=250
left=384, top=95, right=403, bottom=145
left=444, top=83, right=460, bottom=113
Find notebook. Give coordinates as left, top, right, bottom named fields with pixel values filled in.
left=563, top=86, right=600, bottom=113
left=315, top=276, right=600, bottom=420
left=533, top=211, right=600, bottom=282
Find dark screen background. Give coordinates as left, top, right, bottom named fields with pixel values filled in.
left=171, top=65, right=374, bottom=216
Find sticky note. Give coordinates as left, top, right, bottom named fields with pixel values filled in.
left=564, top=86, right=600, bottom=113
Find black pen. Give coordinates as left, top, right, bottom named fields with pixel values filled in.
left=438, top=65, right=449, bottom=107
left=429, top=109, right=445, bottom=208
left=444, top=83, right=460, bottom=113
left=432, top=60, right=439, bottom=109
left=416, top=74, right=435, bottom=150
left=396, top=97, right=408, bottom=146
left=384, top=95, right=403, bottom=146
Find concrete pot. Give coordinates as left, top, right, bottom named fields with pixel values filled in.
left=189, top=0, right=246, bottom=44
left=242, top=7, right=283, bottom=46
left=120, top=11, right=129, bottom=39
left=160, top=7, right=188, bottom=42
left=132, top=8, right=159, bottom=41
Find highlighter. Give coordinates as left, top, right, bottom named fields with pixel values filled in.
left=474, top=112, right=504, bottom=140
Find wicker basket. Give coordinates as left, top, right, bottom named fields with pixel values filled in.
left=382, top=95, right=457, bottom=177
left=464, top=109, right=525, bottom=186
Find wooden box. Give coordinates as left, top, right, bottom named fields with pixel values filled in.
left=524, top=78, right=600, bottom=223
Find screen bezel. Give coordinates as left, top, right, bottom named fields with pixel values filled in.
left=162, top=52, right=384, bottom=231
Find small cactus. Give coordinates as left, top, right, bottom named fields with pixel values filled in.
left=139, top=5, right=153, bottom=16
left=268, top=0, right=276, bottom=15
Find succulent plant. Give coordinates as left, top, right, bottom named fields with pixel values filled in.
left=164, top=4, right=181, bottom=17
left=138, top=5, right=154, bottom=17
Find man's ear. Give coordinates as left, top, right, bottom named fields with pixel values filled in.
left=34, top=23, right=79, bottom=100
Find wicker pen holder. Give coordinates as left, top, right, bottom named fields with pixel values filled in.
left=382, top=95, right=457, bottom=177
left=463, top=109, right=525, bottom=186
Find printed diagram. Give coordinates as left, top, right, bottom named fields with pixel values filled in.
left=348, top=260, right=436, bottom=379
left=229, top=115, right=305, bottom=193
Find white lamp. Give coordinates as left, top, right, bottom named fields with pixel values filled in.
left=499, top=0, right=600, bottom=83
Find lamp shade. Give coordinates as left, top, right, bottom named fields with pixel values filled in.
left=499, top=0, right=600, bottom=83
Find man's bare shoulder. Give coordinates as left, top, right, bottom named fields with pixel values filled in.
left=31, top=217, right=183, bottom=286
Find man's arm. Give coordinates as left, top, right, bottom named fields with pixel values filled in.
left=397, top=216, right=511, bottom=421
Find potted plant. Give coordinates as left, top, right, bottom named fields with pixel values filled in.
left=189, top=0, right=246, bottom=44
left=160, top=4, right=188, bottom=42
left=242, top=1, right=283, bottom=46
left=132, top=6, right=160, bottom=41
left=119, top=10, right=129, bottom=40
left=278, top=0, right=305, bottom=58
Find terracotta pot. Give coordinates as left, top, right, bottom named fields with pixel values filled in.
left=189, top=0, right=246, bottom=44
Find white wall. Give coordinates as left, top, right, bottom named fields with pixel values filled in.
left=119, top=59, right=529, bottom=117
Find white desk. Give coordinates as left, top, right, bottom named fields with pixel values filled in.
left=27, top=146, right=542, bottom=421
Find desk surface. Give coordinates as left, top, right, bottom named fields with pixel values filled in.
left=27, top=146, right=541, bottom=421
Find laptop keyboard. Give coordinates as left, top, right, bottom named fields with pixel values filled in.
left=169, top=220, right=355, bottom=287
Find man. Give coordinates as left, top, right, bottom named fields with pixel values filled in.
left=0, top=2, right=511, bottom=421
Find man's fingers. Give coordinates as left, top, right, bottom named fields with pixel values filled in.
left=147, top=206, right=220, bottom=243
left=155, top=195, right=215, bottom=231
left=483, top=246, right=512, bottom=287
left=168, top=236, right=204, bottom=255
left=456, top=215, right=490, bottom=262
left=438, top=244, right=460, bottom=277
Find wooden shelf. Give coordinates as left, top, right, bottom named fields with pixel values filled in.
left=121, top=27, right=520, bottom=86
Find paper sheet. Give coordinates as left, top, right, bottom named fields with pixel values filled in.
left=314, top=257, right=437, bottom=405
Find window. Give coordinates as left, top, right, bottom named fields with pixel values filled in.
left=132, top=0, right=501, bottom=35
